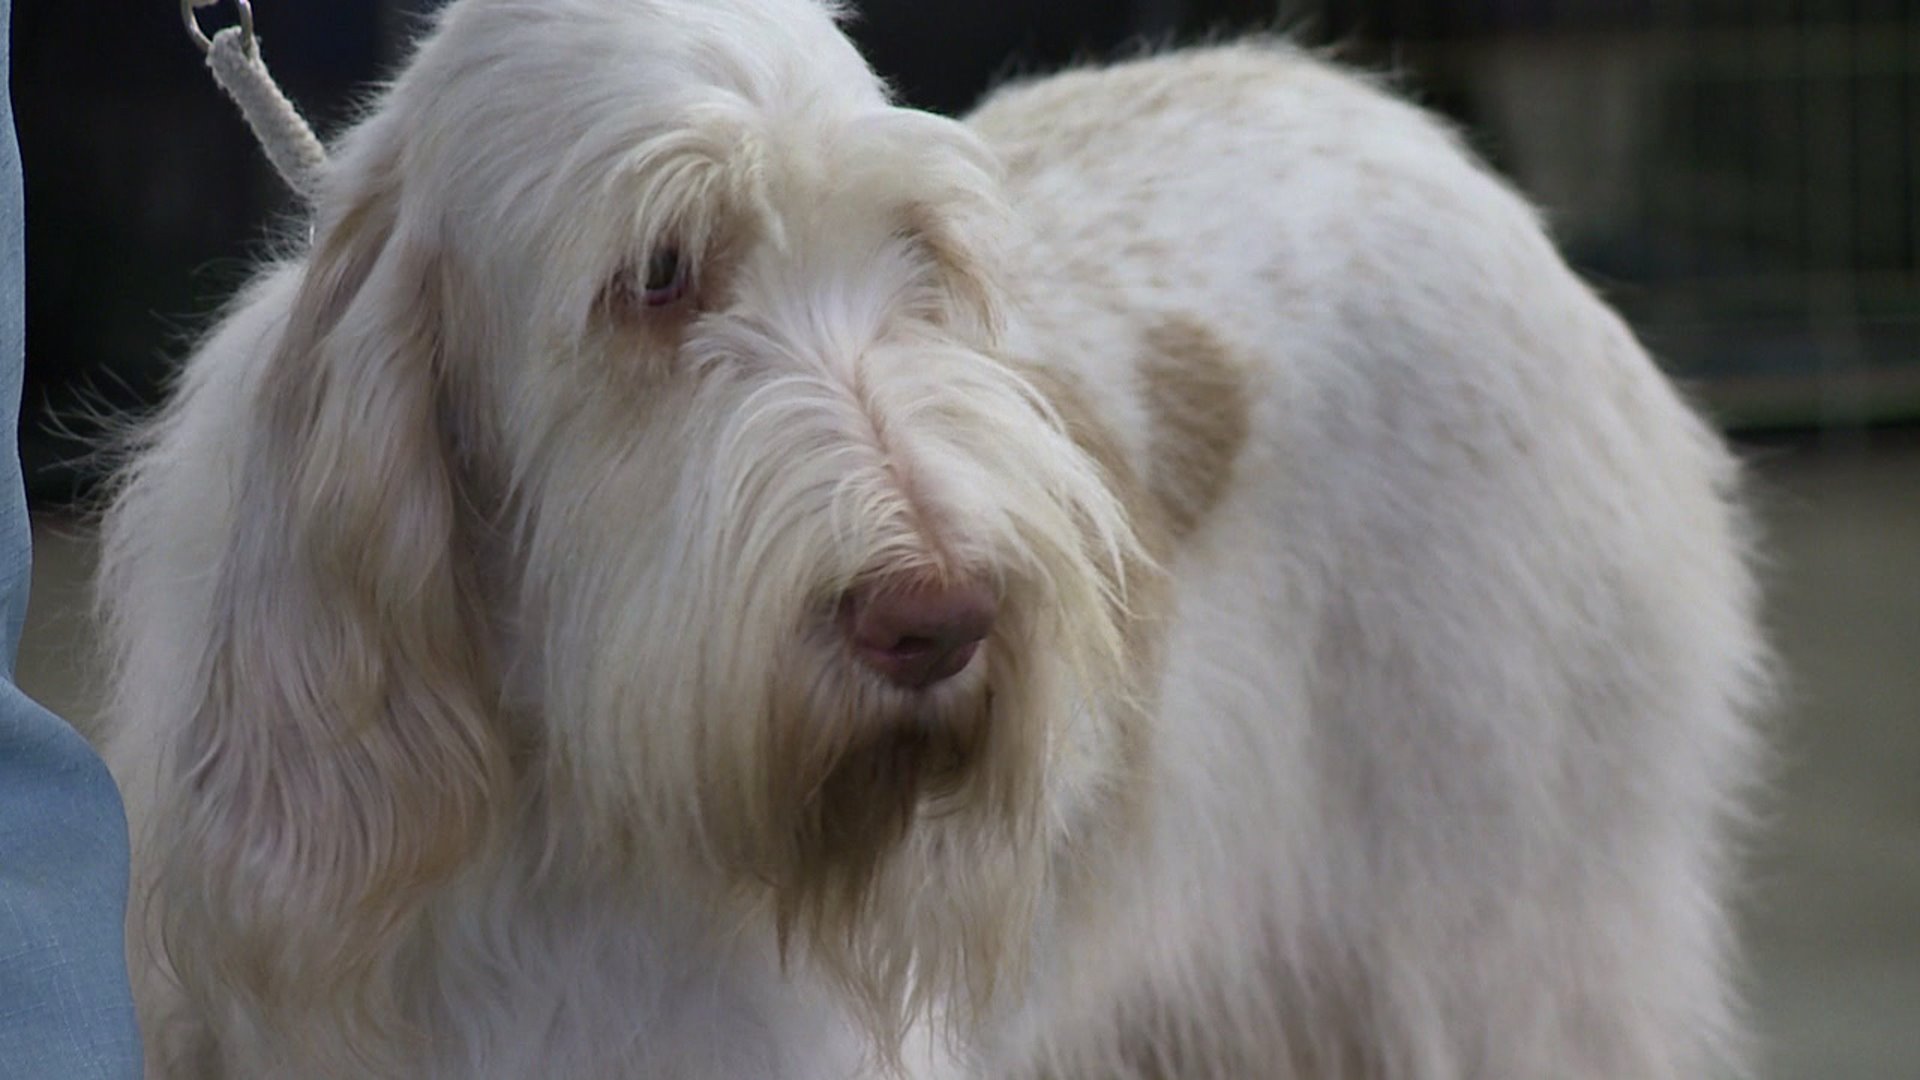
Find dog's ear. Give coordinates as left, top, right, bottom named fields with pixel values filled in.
left=166, top=150, right=508, bottom=1022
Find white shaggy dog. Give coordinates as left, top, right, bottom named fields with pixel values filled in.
left=99, top=1, right=1769, bottom=1077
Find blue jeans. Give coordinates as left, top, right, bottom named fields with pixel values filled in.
left=0, top=6, right=144, bottom=1075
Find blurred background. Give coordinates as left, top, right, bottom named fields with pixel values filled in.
left=11, top=1, right=1917, bottom=1076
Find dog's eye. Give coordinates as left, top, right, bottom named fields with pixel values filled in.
left=641, top=247, right=690, bottom=307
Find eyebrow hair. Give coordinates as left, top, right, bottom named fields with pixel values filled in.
left=609, top=117, right=780, bottom=266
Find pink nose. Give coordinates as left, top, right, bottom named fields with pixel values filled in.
left=844, top=579, right=997, bottom=690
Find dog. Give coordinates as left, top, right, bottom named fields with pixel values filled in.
left=98, top=0, right=1770, bottom=1076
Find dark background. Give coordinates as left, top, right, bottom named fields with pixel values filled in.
left=12, top=0, right=1920, bottom=503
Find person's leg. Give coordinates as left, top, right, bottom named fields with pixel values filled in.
left=0, top=5, right=143, bottom=1075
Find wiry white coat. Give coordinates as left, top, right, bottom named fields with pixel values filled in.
left=99, top=1, right=1768, bottom=1078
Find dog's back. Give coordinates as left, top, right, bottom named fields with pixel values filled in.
left=967, top=45, right=1767, bottom=1078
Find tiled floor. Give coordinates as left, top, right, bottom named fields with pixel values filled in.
left=19, top=433, right=1920, bottom=1078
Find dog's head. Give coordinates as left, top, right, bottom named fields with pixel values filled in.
left=128, top=0, right=1153, bottom=1048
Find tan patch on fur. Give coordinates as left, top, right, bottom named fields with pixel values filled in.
left=1135, top=317, right=1250, bottom=543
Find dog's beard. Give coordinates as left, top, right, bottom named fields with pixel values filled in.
left=765, top=640, right=997, bottom=899
left=538, top=562, right=1091, bottom=1052
left=738, top=604, right=1063, bottom=1049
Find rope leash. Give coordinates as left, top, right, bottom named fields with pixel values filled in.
left=183, top=0, right=328, bottom=202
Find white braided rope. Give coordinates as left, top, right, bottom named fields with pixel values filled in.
left=189, top=2, right=328, bottom=201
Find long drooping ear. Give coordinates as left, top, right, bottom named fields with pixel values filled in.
left=162, top=150, right=509, bottom=1032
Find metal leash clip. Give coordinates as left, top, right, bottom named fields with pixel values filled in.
left=183, top=0, right=256, bottom=59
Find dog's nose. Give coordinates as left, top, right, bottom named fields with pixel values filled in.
left=844, top=579, right=997, bottom=690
